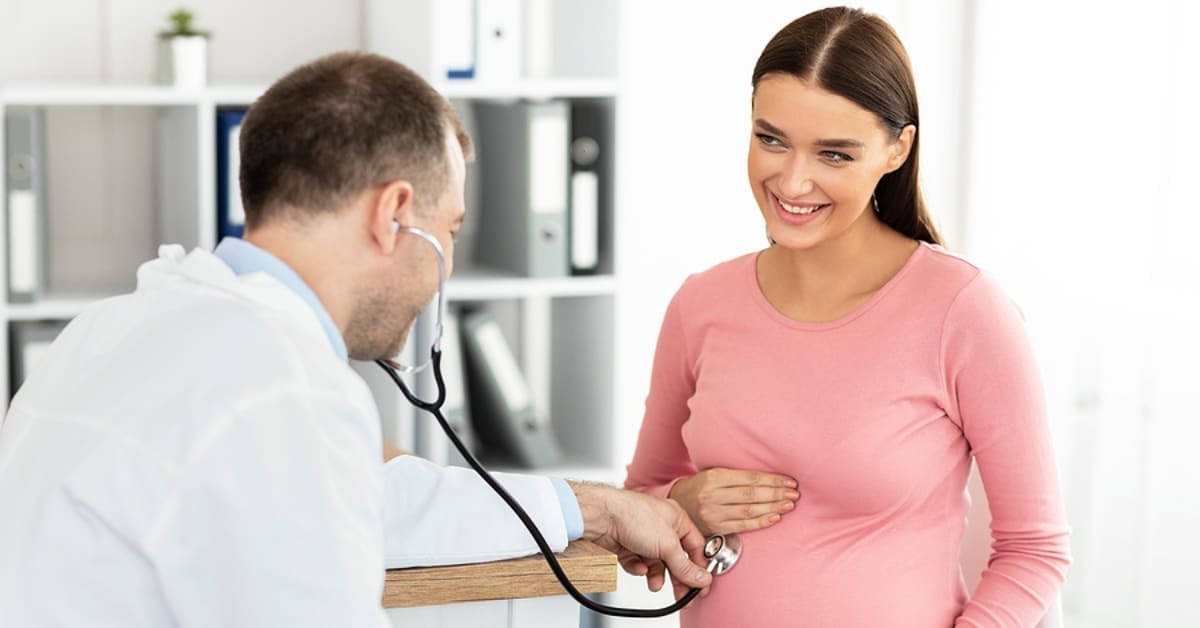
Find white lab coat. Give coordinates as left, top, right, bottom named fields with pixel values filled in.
left=0, top=246, right=569, bottom=627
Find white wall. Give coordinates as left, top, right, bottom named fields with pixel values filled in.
left=963, top=2, right=1200, bottom=626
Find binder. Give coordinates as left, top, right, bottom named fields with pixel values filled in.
left=522, top=0, right=554, bottom=79
left=5, top=109, right=48, bottom=303
left=459, top=307, right=559, bottom=468
left=568, top=99, right=614, bottom=275
left=436, top=0, right=477, bottom=79
left=8, top=320, right=66, bottom=398
left=412, top=307, right=475, bottom=466
left=215, top=108, right=247, bottom=241
left=363, top=0, right=476, bottom=81
left=475, top=0, right=522, bottom=81
left=473, top=100, right=570, bottom=277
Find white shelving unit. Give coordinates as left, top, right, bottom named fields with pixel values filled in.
left=0, top=74, right=624, bottom=483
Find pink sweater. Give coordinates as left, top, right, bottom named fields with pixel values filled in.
left=625, top=243, right=1070, bottom=628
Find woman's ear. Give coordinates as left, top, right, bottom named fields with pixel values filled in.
left=886, top=124, right=916, bottom=173
left=371, top=179, right=415, bottom=252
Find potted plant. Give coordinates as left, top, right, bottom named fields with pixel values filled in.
left=158, top=8, right=210, bottom=88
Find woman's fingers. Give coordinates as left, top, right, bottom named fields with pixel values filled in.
left=717, top=484, right=800, bottom=505
left=702, top=499, right=796, bottom=534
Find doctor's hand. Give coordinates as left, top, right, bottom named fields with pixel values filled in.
left=669, top=467, right=799, bottom=536
left=569, top=481, right=712, bottom=600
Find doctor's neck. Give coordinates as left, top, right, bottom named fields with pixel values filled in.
left=242, top=207, right=364, bottom=336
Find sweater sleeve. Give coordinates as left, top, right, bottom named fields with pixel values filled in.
left=623, top=286, right=699, bottom=499
left=942, top=272, right=1071, bottom=627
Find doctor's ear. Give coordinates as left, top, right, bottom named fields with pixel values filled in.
left=370, top=179, right=416, bottom=250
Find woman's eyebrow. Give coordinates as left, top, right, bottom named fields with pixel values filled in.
left=754, top=118, right=788, bottom=138
left=754, top=119, right=864, bottom=149
left=814, top=138, right=864, bottom=149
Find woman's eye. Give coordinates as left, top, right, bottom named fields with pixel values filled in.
left=756, top=133, right=783, bottom=147
left=820, top=150, right=853, bottom=164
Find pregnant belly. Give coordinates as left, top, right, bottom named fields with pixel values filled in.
left=679, top=532, right=964, bottom=628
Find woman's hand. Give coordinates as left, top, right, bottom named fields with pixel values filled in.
left=669, top=468, right=799, bottom=536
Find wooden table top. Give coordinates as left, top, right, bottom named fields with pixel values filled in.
left=382, top=540, right=618, bottom=608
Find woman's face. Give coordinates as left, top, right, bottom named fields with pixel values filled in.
left=748, top=74, right=911, bottom=250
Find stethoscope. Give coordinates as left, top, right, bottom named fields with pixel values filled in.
left=374, top=225, right=742, bottom=618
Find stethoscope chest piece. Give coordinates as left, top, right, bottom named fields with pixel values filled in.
left=703, top=533, right=742, bottom=576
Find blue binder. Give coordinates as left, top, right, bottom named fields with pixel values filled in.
left=216, top=109, right=247, bottom=241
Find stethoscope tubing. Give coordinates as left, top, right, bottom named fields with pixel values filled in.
left=376, top=354, right=702, bottom=618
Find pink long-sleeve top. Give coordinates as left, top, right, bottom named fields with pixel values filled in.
left=625, top=242, right=1070, bottom=628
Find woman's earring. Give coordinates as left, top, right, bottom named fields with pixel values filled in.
left=765, top=227, right=776, bottom=246
left=872, top=195, right=881, bottom=214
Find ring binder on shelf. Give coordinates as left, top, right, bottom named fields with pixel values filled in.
left=215, top=108, right=247, bottom=241
left=5, top=109, right=48, bottom=303
left=473, top=100, right=570, bottom=278
left=459, top=307, right=559, bottom=468
left=8, top=320, right=67, bottom=399
left=568, top=99, right=614, bottom=275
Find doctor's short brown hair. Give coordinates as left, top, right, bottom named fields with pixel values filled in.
left=238, top=51, right=472, bottom=229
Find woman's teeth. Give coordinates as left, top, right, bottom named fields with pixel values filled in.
left=780, top=200, right=825, bottom=215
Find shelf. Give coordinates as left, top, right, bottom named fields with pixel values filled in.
left=445, top=273, right=616, bottom=301
left=3, top=298, right=103, bottom=321
left=0, top=79, right=618, bottom=107
left=434, top=78, right=619, bottom=100
left=0, top=84, right=205, bottom=106
left=0, top=276, right=616, bottom=322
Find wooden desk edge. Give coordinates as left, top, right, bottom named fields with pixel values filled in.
left=382, top=540, right=617, bottom=608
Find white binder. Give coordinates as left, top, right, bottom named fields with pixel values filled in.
left=5, top=109, right=48, bottom=303
left=475, top=0, right=522, bottom=81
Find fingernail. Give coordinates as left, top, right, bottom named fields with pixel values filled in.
left=786, top=480, right=798, bottom=488
left=786, top=490, right=800, bottom=500
left=768, top=513, right=781, bottom=523
left=782, top=501, right=795, bottom=511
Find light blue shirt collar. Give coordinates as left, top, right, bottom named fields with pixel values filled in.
left=213, top=237, right=348, bottom=362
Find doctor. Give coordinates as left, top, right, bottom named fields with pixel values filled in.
left=0, top=51, right=711, bottom=626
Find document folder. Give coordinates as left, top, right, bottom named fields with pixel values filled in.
left=568, top=99, right=614, bottom=275
left=473, top=100, right=570, bottom=277
left=8, top=319, right=66, bottom=399
left=215, top=108, right=247, bottom=241
left=460, top=307, right=559, bottom=468
left=5, top=109, right=48, bottom=303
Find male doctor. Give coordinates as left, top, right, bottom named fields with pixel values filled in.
left=0, top=52, right=711, bottom=626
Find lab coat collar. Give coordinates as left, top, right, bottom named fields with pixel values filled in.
left=212, top=238, right=349, bottom=361
left=137, top=243, right=348, bottom=362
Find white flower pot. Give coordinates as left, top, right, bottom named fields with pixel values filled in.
left=160, top=36, right=208, bottom=88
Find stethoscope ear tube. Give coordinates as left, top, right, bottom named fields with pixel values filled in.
left=376, top=356, right=706, bottom=618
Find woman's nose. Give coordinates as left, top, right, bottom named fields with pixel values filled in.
left=778, top=157, right=815, bottom=198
